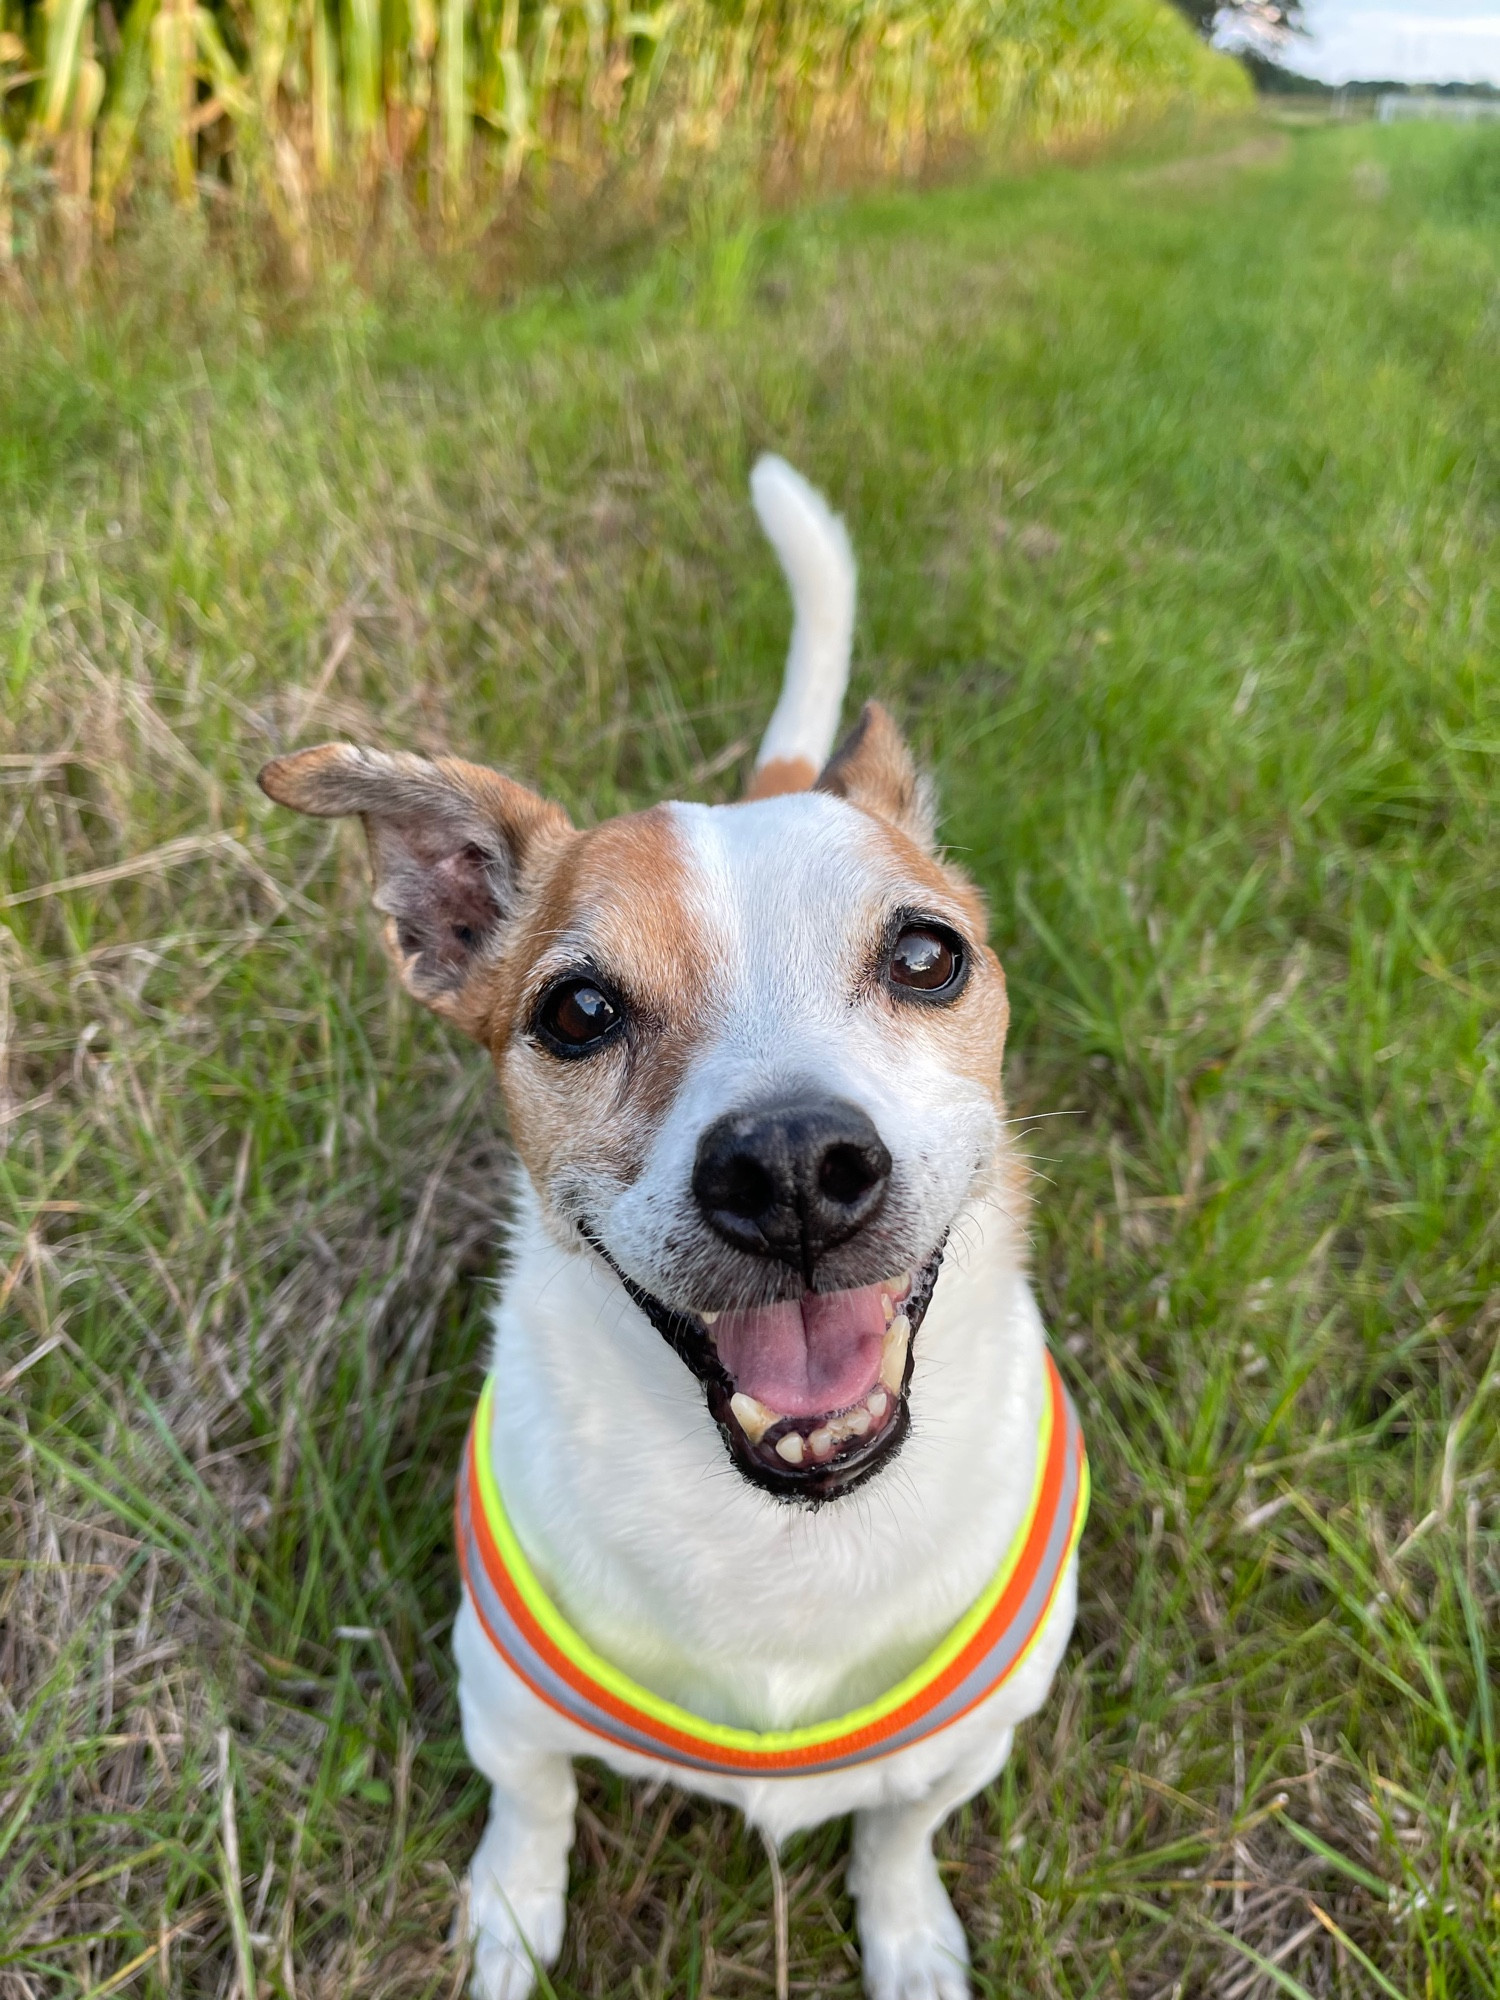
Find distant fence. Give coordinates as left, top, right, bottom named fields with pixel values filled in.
left=1376, top=94, right=1500, bottom=123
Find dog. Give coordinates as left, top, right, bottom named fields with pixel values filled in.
left=259, top=457, right=1087, bottom=2000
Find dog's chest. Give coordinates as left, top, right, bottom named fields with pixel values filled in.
left=481, top=1208, right=1047, bottom=1735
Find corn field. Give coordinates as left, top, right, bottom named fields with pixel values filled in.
left=0, top=0, right=1242, bottom=266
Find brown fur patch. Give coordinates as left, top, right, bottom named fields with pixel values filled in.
left=494, top=806, right=721, bottom=1197
left=744, top=755, right=817, bottom=801
left=816, top=703, right=935, bottom=847
left=859, top=809, right=1022, bottom=1226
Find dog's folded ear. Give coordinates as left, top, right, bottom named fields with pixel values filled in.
left=258, top=744, right=572, bottom=1036
left=816, top=702, right=936, bottom=849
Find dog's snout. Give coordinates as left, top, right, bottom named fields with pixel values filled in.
left=692, top=1096, right=892, bottom=1280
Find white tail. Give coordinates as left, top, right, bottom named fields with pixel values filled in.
left=749, top=455, right=856, bottom=782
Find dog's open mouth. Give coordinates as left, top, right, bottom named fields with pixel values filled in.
left=705, top=1269, right=919, bottom=1480
left=593, top=1238, right=945, bottom=1501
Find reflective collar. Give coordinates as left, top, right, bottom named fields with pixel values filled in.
left=456, top=1351, right=1088, bottom=1777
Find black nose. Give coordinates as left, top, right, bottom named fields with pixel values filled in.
left=691, top=1095, right=892, bottom=1282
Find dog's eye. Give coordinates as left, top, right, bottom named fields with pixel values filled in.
left=885, top=924, right=966, bottom=1000
left=535, top=978, right=624, bottom=1056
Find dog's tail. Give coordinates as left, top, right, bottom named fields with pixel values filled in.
left=745, top=455, right=856, bottom=800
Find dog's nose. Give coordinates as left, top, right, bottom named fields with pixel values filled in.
left=691, top=1096, right=892, bottom=1280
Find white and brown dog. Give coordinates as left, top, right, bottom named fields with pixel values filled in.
left=260, top=459, right=1085, bottom=2000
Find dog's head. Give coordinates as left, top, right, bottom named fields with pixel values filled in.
left=260, top=701, right=1017, bottom=1501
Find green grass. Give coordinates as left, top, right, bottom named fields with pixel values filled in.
left=3, top=112, right=1499, bottom=2000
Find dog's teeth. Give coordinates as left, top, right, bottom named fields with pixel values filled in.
left=775, top=1432, right=805, bottom=1466
left=827, top=1405, right=870, bottom=1443
left=879, top=1313, right=910, bottom=1393
left=700, top=1310, right=719, bottom=1325
left=866, top=1388, right=889, bottom=1420
left=881, top=1273, right=913, bottom=1325
left=808, top=1427, right=835, bottom=1460
left=730, top=1392, right=777, bottom=1444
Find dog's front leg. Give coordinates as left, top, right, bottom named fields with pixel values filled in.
left=454, top=1595, right=579, bottom=1998
left=460, top=1734, right=577, bottom=2000
left=848, top=1730, right=1014, bottom=2000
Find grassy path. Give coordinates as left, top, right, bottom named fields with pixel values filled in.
left=3, top=116, right=1498, bottom=1999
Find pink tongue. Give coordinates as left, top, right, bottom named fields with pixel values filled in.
left=710, top=1283, right=888, bottom=1418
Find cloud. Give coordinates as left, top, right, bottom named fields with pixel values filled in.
left=1260, top=2, right=1500, bottom=84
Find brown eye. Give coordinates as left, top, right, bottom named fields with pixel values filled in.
left=886, top=923, right=966, bottom=1001
left=536, top=978, right=623, bottom=1056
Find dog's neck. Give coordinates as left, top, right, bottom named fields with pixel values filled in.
left=481, top=1178, right=1051, bottom=1734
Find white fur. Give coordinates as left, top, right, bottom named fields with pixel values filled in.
left=750, top=454, right=857, bottom=776
left=454, top=463, right=1076, bottom=2000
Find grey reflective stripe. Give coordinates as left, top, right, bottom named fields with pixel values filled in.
left=459, top=1381, right=1085, bottom=1778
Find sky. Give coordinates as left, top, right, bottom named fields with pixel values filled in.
left=1218, top=0, right=1500, bottom=83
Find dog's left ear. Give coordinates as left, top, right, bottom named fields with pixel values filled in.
left=816, top=702, right=936, bottom=849
left=258, top=743, right=573, bottom=1038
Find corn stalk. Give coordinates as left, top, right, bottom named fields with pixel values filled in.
left=148, top=0, right=195, bottom=199
left=0, top=0, right=1249, bottom=265
left=439, top=0, right=467, bottom=206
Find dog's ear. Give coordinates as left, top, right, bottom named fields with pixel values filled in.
left=816, top=702, right=935, bottom=849
left=258, top=744, right=572, bottom=1037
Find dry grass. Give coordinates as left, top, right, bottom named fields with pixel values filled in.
left=2, top=114, right=1499, bottom=1999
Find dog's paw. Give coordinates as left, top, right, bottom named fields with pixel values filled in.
left=465, top=1877, right=566, bottom=2000
left=858, top=1884, right=970, bottom=2000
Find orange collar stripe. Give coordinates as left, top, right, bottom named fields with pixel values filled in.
left=457, top=1351, right=1088, bottom=1776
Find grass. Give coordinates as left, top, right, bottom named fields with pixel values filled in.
left=2, top=109, right=1499, bottom=2000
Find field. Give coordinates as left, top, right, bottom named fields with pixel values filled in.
left=3, top=111, right=1499, bottom=2000
left=0, top=0, right=1239, bottom=272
